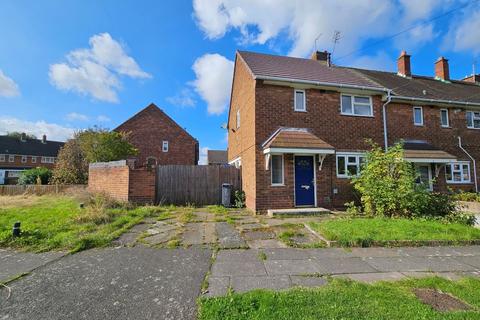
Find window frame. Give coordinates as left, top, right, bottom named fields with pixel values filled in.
left=8, top=155, right=14, bottom=162
left=21, top=155, right=27, bottom=163
left=294, top=89, right=306, bottom=112
left=41, top=156, right=54, bottom=164
left=162, top=141, right=169, bottom=152
left=0, top=154, right=4, bottom=162
left=336, top=153, right=366, bottom=178
left=270, top=154, right=284, bottom=186
left=445, top=161, right=471, bottom=184
left=440, top=109, right=449, bottom=127
left=340, top=94, right=373, bottom=117
left=31, top=156, right=37, bottom=163
left=236, top=109, right=241, bottom=129
left=413, top=106, right=424, bottom=126
left=466, top=111, right=480, bottom=129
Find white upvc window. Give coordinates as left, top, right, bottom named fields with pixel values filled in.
left=162, top=141, right=169, bottom=152
left=340, top=94, right=373, bottom=116
left=271, top=154, right=284, bottom=186
left=413, top=106, right=423, bottom=126
left=336, top=154, right=366, bottom=178
left=236, top=110, right=241, bottom=129
left=31, top=156, right=37, bottom=163
left=21, top=156, right=27, bottom=163
left=445, top=162, right=471, bottom=184
left=440, top=109, right=449, bottom=127
left=294, top=89, right=306, bottom=112
left=0, top=154, right=4, bottom=162
left=41, top=156, right=54, bottom=164
left=8, top=155, right=14, bottom=162
left=466, top=111, right=480, bottom=129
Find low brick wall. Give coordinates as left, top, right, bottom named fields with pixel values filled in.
left=88, top=160, right=155, bottom=204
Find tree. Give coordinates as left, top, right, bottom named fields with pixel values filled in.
left=7, top=131, right=37, bottom=139
left=18, top=167, right=52, bottom=185
left=51, top=137, right=89, bottom=184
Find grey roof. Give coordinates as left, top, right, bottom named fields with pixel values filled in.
left=238, top=51, right=385, bottom=90
left=207, top=150, right=228, bottom=164
left=0, top=136, right=64, bottom=157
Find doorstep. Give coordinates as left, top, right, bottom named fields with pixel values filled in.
left=267, top=207, right=330, bottom=217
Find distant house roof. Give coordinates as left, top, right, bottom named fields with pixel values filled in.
left=0, top=135, right=64, bottom=157
left=402, top=141, right=457, bottom=163
left=263, top=128, right=334, bottom=151
left=207, top=150, right=228, bottom=165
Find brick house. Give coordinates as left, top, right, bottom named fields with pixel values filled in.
left=227, top=50, right=480, bottom=213
left=0, top=133, right=64, bottom=184
left=115, top=103, right=199, bottom=167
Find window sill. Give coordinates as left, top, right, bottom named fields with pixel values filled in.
left=441, top=125, right=451, bottom=129
left=467, top=127, right=480, bottom=130
left=340, top=113, right=374, bottom=118
left=294, top=109, right=307, bottom=113
left=414, top=124, right=424, bottom=127
left=271, top=184, right=285, bottom=187
left=446, top=181, right=472, bottom=185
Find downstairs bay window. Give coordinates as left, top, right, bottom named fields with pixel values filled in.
left=445, top=162, right=471, bottom=184
left=337, top=154, right=366, bottom=178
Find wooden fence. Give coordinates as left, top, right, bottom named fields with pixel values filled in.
left=0, top=184, right=86, bottom=196
left=156, top=165, right=241, bottom=205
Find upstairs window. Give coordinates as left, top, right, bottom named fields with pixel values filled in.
left=271, top=154, right=284, bottom=185
left=341, top=95, right=372, bottom=116
left=294, top=89, right=306, bottom=112
left=440, top=109, right=449, bottom=127
left=41, top=157, right=54, bottom=164
left=413, top=106, right=423, bottom=126
left=0, top=154, right=4, bottom=162
left=31, top=156, right=37, bottom=163
left=8, top=155, right=14, bottom=162
left=162, top=141, right=169, bottom=152
left=337, top=154, right=366, bottom=178
left=236, top=110, right=240, bottom=129
left=466, top=111, right=480, bottom=129
left=445, top=162, right=470, bottom=184
left=21, top=156, right=27, bottom=163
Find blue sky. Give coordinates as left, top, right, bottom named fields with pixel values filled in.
left=0, top=0, right=479, bottom=163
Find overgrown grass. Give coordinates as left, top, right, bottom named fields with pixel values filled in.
left=198, top=277, right=480, bottom=320
left=0, top=195, right=159, bottom=252
left=309, top=217, right=480, bottom=247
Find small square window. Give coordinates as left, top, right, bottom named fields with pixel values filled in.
left=440, top=109, right=449, bottom=127
left=8, top=155, right=14, bottom=162
left=341, top=94, right=372, bottom=116
left=466, top=111, right=480, bottom=129
left=413, top=107, right=423, bottom=126
left=31, top=156, right=37, bottom=163
left=0, top=154, right=4, bottom=162
left=21, top=156, right=27, bottom=163
left=162, top=141, right=169, bottom=152
left=294, top=90, right=306, bottom=111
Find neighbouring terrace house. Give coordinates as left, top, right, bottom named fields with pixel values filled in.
left=0, top=133, right=64, bottom=185
left=227, top=50, right=480, bottom=213
left=115, top=103, right=199, bottom=167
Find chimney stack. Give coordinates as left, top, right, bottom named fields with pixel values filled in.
left=311, top=50, right=331, bottom=66
left=462, top=74, right=480, bottom=84
left=397, top=50, right=411, bottom=77
left=435, top=56, right=450, bottom=81
left=42, top=134, right=47, bottom=144
left=20, top=132, right=26, bottom=142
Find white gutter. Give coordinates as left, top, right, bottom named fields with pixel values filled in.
left=458, top=136, right=478, bottom=193
left=255, top=75, right=389, bottom=93
left=392, top=96, right=480, bottom=108
left=382, top=90, right=393, bottom=151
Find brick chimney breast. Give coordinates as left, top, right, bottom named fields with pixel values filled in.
left=397, top=50, right=411, bottom=77
left=310, top=50, right=331, bottom=66
left=435, top=56, right=450, bottom=81
left=462, top=74, right=480, bottom=84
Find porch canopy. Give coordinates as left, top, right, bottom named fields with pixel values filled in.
left=403, top=141, right=457, bottom=163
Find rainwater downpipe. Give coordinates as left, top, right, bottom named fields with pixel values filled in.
left=382, top=90, right=393, bottom=151
left=458, top=136, right=478, bottom=193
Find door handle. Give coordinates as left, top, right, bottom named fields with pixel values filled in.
left=301, top=185, right=310, bottom=190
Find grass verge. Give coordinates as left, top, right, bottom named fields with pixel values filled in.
left=198, top=277, right=480, bottom=320
left=308, top=217, right=480, bottom=247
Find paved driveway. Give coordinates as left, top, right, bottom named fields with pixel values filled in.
left=0, top=247, right=211, bottom=320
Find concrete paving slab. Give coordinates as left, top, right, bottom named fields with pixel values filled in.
left=316, top=258, right=378, bottom=275
left=211, top=260, right=267, bottom=277
left=336, top=272, right=406, bottom=283
left=182, top=223, right=216, bottom=246
left=242, top=230, right=276, bottom=241
left=0, top=247, right=211, bottom=320
left=399, top=246, right=477, bottom=257
left=455, top=256, right=480, bottom=268
left=263, top=248, right=311, bottom=260
left=0, top=250, right=66, bottom=283
left=215, top=249, right=260, bottom=264
left=237, top=223, right=266, bottom=231
left=205, top=277, right=230, bottom=297
left=290, top=275, right=328, bottom=288
left=365, top=256, right=476, bottom=272
left=216, top=222, right=247, bottom=249
left=231, top=276, right=291, bottom=293
left=112, top=232, right=139, bottom=246
left=247, top=239, right=288, bottom=249
left=348, top=247, right=405, bottom=258
left=264, top=259, right=320, bottom=275
left=142, top=231, right=176, bottom=246
left=307, top=248, right=352, bottom=260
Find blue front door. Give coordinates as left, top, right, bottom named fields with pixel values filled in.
left=295, top=156, right=315, bottom=207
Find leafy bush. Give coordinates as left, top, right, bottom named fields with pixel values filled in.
left=18, top=167, right=52, bottom=185
left=234, top=190, right=246, bottom=208
left=443, top=211, right=476, bottom=226
left=451, top=191, right=480, bottom=203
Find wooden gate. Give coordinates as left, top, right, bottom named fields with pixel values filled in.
left=155, top=165, right=241, bottom=205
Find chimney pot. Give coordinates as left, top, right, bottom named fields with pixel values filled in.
left=435, top=56, right=450, bottom=81
left=397, top=50, right=411, bottom=77
left=310, top=50, right=331, bottom=66
left=42, top=134, right=47, bottom=144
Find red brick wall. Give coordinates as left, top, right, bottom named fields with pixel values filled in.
left=116, top=104, right=199, bottom=167
left=88, top=161, right=156, bottom=204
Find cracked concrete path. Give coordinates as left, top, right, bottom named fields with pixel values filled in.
left=0, top=247, right=211, bottom=320
left=205, top=246, right=480, bottom=296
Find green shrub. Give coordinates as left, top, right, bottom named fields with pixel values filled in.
left=234, top=190, right=246, bottom=208
left=18, top=167, right=52, bottom=185
left=443, top=211, right=476, bottom=226
left=451, top=191, right=480, bottom=202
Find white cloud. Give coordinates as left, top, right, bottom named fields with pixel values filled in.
left=49, top=33, right=151, bottom=103
left=443, top=9, right=480, bottom=55
left=199, top=146, right=209, bottom=165
left=192, top=53, right=234, bottom=115
left=0, top=70, right=20, bottom=97
left=96, top=115, right=111, bottom=122
left=193, top=0, right=448, bottom=58
left=166, top=88, right=196, bottom=108
left=66, top=112, right=89, bottom=122
left=0, top=117, right=75, bottom=141
left=348, top=51, right=395, bottom=72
